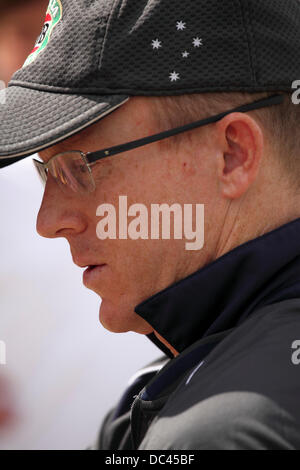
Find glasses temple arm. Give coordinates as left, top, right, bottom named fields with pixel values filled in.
left=86, top=94, right=284, bottom=163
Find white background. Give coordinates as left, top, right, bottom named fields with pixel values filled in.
left=0, top=157, right=157, bottom=450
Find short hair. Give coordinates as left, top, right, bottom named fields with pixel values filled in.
left=150, top=91, right=300, bottom=190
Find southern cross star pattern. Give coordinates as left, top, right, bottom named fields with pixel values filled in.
left=151, top=39, right=162, bottom=50
left=151, top=21, right=204, bottom=82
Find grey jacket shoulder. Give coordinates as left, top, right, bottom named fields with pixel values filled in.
left=139, top=299, right=300, bottom=450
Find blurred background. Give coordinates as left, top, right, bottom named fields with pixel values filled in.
left=0, top=0, right=157, bottom=449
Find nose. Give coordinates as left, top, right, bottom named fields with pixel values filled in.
left=36, top=177, right=87, bottom=239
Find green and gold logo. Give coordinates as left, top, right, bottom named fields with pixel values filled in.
left=23, top=0, right=62, bottom=67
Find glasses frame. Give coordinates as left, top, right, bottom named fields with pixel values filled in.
left=33, top=150, right=94, bottom=188
left=33, top=94, right=284, bottom=191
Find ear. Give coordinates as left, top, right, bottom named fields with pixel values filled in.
left=215, top=113, right=264, bottom=199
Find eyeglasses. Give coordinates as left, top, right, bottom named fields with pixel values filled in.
left=33, top=94, right=284, bottom=194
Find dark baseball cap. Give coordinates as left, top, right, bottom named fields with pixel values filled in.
left=1, top=0, right=300, bottom=168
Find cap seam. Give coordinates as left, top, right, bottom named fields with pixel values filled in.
left=248, top=0, right=260, bottom=85
left=94, top=8, right=110, bottom=74
left=98, top=0, right=119, bottom=71
left=239, top=0, right=258, bottom=87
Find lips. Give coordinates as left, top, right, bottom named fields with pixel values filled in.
left=83, top=264, right=107, bottom=288
left=72, top=257, right=104, bottom=269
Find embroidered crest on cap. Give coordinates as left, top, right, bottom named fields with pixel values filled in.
left=23, top=0, right=62, bottom=68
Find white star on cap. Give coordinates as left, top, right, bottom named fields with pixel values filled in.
left=176, top=21, right=186, bottom=31
left=193, top=37, right=203, bottom=47
left=152, top=39, right=162, bottom=50
left=169, top=71, right=180, bottom=82
left=182, top=51, right=190, bottom=58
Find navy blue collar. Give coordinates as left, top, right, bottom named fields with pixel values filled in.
left=135, top=217, right=300, bottom=355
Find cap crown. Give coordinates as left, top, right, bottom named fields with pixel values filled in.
left=10, top=0, right=300, bottom=94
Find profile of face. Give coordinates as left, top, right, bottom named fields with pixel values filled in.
left=36, top=96, right=265, bottom=337
left=36, top=98, right=217, bottom=336
left=0, top=0, right=48, bottom=84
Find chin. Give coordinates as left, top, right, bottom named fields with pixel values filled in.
left=98, top=298, right=153, bottom=335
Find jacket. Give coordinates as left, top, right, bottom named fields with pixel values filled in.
left=96, top=217, right=300, bottom=450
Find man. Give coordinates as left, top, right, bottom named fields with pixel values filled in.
left=1, top=0, right=300, bottom=450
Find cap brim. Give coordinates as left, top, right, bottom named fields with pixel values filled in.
left=0, top=86, right=129, bottom=168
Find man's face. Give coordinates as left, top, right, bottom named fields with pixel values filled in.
left=0, top=0, right=48, bottom=84
left=37, top=97, right=222, bottom=335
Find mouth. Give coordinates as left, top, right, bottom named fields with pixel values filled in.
left=82, top=264, right=107, bottom=288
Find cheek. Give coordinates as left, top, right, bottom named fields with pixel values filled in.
left=90, top=234, right=167, bottom=302
left=92, top=155, right=164, bottom=206
left=98, top=235, right=182, bottom=305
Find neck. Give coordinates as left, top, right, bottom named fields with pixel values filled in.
left=154, top=330, right=179, bottom=357
left=214, top=187, right=300, bottom=261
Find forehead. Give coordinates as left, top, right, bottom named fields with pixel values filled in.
left=38, top=133, right=86, bottom=162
